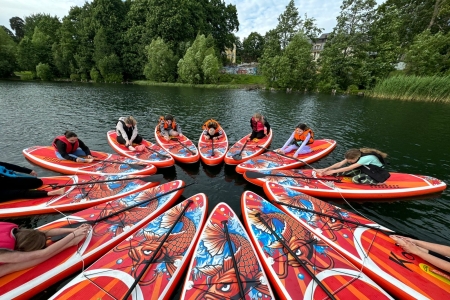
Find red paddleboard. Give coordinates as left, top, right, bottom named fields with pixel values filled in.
left=224, top=130, right=273, bottom=165
left=180, top=202, right=275, bottom=300
left=0, top=180, right=185, bottom=300
left=23, top=146, right=156, bottom=176
left=154, top=126, right=199, bottom=164
left=198, top=128, right=228, bottom=166
left=242, top=191, right=393, bottom=300
left=51, top=194, right=208, bottom=300
left=0, top=174, right=161, bottom=217
left=235, top=139, right=336, bottom=174
left=264, top=182, right=450, bottom=299
left=244, top=169, right=447, bottom=199
left=107, top=130, right=175, bottom=168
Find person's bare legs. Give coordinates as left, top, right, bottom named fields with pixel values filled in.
left=47, top=188, right=65, bottom=196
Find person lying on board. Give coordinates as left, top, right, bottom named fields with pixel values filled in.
left=159, top=114, right=182, bottom=141
left=116, top=116, right=143, bottom=151
left=390, top=235, right=450, bottom=273
left=0, top=162, right=65, bottom=201
left=53, top=131, right=94, bottom=163
left=277, top=123, right=314, bottom=158
left=0, top=222, right=90, bottom=277
left=202, top=119, right=223, bottom=141
left=315, top=148, right=390, bottom=185
left=248, top=112, right=270, bottom=141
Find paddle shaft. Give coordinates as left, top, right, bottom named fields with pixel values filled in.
left=221, top=221, right=246, bottom=299
left=122, top=200, right=193, bottom=300
left=274, top=201, right=394, bottom=235
left=172, top=138, right=196, bottom=155
left=49, top=174, right=163, bottom=189
left=232, top=139, right=248, bottom=160
left=210, top=137, right=215, bottom=157
left=245, top=171, right=341, bottom=182
left=93, top=158, right=146, bottom=168
left=255, top=213, right=337, bottom=300
left=145, top=146, right=171, bottom=159
left=258, top=146, right=315, bottom=169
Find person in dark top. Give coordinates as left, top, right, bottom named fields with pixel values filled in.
left=0, top=162, right=65, bottom=201
left=53, top=131, right=93, bottom=163
left=248, top=113, right=270, bottom=141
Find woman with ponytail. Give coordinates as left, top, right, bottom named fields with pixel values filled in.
left=315, top=148, right=390, bottom=184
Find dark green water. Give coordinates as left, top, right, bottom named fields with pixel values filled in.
left=1, top=80, right=449, bottom=298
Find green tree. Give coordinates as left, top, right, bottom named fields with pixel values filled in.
left=144, top=37, right=178, bottom=82
left=177, top=34, right=217, bottom=84
left=9, top=17, right=25, bottom=40
left=36, top=62, right=53, bottom=80
left=17, top=37, right=37, bottom=71
left=98, top=53, right=123, bottom=82
left=0, top=27, right=17, bottom=77
left=404, top=30, right=450, bottom=76
left=319, top=0, right=377, bottom=90
left=32, top=27, right=53, bottom=66
left=202, top=54, right=220, bottom=83
left=242, top=32, right=264, bottom=63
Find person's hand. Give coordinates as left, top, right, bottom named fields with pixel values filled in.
left=205, top=136, right=210, bottom=140
left=213, top=137, right=219, bottom=141
left=390, top=235, right=422, bottom=256
left=125, top=141, right=131, bottom=147
left=86, top=155, right=93, bottom=159
left=30, top=170, right=38, bottom=176
left=179, top=133, right=183, bottom=137
left=69, top=224, right=90, bottom=246
left=293, top=153, right=298, bottom=158
left=128, top=146, right=136, bottom=151
left=164, top=135, right=170, bottom=141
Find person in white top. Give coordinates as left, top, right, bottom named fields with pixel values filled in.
left=116, top=116, right=142, bottom=151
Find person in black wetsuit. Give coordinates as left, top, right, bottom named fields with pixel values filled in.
left=390, top=235, right=450, bottom=273
left=53, top=131, right=94, bottom=163
left=0, top=162, right=65, bottom=201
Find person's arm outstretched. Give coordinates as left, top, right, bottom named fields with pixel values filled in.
left=293, top=133, right=311, bottom=158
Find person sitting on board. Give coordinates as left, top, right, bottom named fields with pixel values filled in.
left=202, top=119, right=223, bottom=141
left=390, top=235, right=450, bottom=273
left=159, top=114, right=182, bottom=141
left=0, top=162, right=65, bottom=201
left=248, top=112, right=270, bottom=141
left=277, top=123, right=314, bottom=158
left=116, top=116, right=143, bottom=151
left=53, top=131, right=94, bottom=163
left=315, top=148, right=390, bottom=185
left=0, top=222, right=90, bottom=277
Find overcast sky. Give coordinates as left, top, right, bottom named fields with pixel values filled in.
left=1, top=0, right=346, bottom=40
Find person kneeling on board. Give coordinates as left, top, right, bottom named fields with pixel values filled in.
left=116, top=116, right=143, bottom=151
left=202, top=119, right=223, bottom=141
left=53, top=131, right=94, bottom=163
left=0, top=162, right=65, bottom=201
left=315, top=148, right=390, bottom=185
left=0, top=222, right=90, bottom=277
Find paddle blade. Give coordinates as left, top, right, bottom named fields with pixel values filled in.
left=232, top=154, right=242, bottom=161
left=139, top=174, right=164, bottom=182
left=245, top=171, right=268, bottom=179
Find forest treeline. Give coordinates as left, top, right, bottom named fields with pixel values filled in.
left=0, top=0, right=449, bottom=96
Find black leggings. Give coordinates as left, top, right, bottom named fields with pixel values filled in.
left=116, top=135, right=143, bottom=145
left=249, top=131, right=265, bottom=140
left=0, top=189, right=48, bottom=201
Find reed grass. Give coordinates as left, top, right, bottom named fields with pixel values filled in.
left=368, top=75, right=450, bottom=102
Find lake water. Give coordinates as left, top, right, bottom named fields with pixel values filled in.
left=1, top=80, right=449, bottom=298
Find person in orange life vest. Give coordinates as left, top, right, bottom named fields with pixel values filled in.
left=248, top=113, right=270, bottom=141
left=278, top=123, right=314, bottom=158
left=202, top=119, right=223, bottom=141
left=389, top=235, right=450, bottom=273
left=0, top=162, right=65, bottom=202
left=0, top=222, right=90, bottom=277
left=159, top=114, right=182, bottom=141
left=53, top=131, right=94, bottom=163
left=315, top=148, right=390, bottom=185
left=116, top=116, right=143, bottom=151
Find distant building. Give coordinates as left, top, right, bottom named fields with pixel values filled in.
left=221, top=63, right=258, bottom=75
left=311, top=33, right=330, bottom=61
